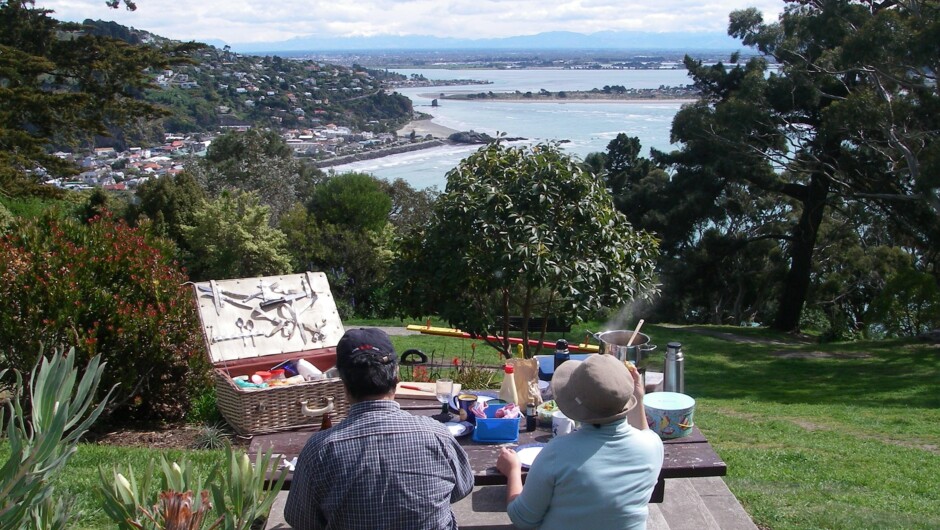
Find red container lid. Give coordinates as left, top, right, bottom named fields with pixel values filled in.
left=504, top=365, right=514, bottom=374
left=254, top=370, right=273, bottom=381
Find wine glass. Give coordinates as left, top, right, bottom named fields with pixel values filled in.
left=435, top=378, right=454, bottom=422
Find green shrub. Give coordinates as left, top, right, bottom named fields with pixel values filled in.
left=0, top=203, right=13, bottom=234
left=186, top=387, right=222, bottom=425
left=866, top=268, right=940, bottom=337
left=0, top=213, right=211, bottom=422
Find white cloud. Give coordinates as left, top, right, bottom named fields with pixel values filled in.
left=36, top=0, right=784, bottom=44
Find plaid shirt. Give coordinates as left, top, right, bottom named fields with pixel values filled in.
left=284, top=399, right=475, bottom=530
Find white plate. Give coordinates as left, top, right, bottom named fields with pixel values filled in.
left=445, top=421, right=474, bottom=437
left=515, top=443, right=545, bottom=469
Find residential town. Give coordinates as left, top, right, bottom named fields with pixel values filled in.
left=40, top=25, right=438, bottom=191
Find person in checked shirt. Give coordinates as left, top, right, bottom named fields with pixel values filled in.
left=285, top=328, right=474, bottom=530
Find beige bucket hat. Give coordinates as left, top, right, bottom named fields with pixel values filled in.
left=551, top=354, right=636, bottom=424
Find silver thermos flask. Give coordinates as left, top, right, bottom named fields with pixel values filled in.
left=663, top=342, right=684, bottom=393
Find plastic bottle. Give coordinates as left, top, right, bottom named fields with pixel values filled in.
left=525, top=403, right=537, bottom=432
left=320, top=411, right=332, bottom=430
left=499, top=364, right=519, bottom=405
left=296, top=358, right=322, bottom=380
left=553, top=339, right=570, bottom=372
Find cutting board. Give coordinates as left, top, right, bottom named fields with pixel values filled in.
left=395, top=381, right=462, bottom=400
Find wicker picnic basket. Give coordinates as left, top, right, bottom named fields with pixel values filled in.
left=192, top=272, right=351, bottom=436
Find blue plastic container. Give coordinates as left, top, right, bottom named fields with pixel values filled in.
left=472, top=404, right=521, bottom=443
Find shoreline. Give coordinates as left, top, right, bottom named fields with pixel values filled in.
left=422, top=93, right=696, bottom=105
left=315, top=138, right=450, bottom=169
left=395, top=117, right=461, bottom=139
left=317, top=117, right=464, bottom=168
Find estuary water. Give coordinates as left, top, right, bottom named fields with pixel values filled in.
left=329, top=68, right=695, bottom=190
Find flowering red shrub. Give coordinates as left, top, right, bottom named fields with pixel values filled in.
left=0, top=213, right=211, bottom=422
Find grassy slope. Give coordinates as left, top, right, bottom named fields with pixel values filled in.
left=7, top=322, right=938, bottom=529
left=650, top=325, right=940, bottom=530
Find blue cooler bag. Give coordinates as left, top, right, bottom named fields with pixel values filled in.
left=472, top=404, right=520, bottom=443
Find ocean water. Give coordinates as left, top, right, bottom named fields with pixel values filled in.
left=329, top=68, right=695, bottom=190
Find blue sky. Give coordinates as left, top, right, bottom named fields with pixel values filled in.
left=38, top=0, right=785, bottom=46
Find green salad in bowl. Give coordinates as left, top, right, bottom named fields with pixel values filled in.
left=536, top=400, right=557, bottom=426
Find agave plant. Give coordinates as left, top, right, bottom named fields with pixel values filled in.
left=98, top=445, right=287, bottom=530
left=0, top=347, right=113, bottom=529
left=98, top=457, right=221, bottom=530
left=211, top=444, right=288, bottom=530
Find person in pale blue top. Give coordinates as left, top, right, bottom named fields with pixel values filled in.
left=496, top=354, right=664, bottom=530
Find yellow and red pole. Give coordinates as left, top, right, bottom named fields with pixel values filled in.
left=404, top=324, right=599, bottom=353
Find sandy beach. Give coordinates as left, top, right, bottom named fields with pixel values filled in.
left=396, top=118, right=461, bottom=139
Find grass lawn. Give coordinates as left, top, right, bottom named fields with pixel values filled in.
left=6, top=321, right=938, bottom=529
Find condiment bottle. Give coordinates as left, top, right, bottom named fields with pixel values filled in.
left=498, top=364, right=519, bottom=405
left=296, top=358, right=322, bottom=380
left=553, top=339, right=570, bottom=372
left=525, top=403, right=537, bottom=432
left=320, top=411, right=332, bottom=430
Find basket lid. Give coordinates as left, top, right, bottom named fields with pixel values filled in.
left=193, top=272, right=345, bottom=364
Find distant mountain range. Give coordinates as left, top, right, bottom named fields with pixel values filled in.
left=225, top=30, right=743, bottom=54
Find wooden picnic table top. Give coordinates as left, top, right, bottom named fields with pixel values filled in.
left=248, top=394, right=726, bottom=502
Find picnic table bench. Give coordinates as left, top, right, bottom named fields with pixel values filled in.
left=249, top=394, right=725, bottom=503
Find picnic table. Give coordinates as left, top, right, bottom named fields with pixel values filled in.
left=248, top=394, right=726, bottom=503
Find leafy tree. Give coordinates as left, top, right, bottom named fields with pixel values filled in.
left=381, top=178, right=440, bottom=234
left=391, top=142, right=659, bottom=358
left=663, top=0, right=939, bottom=331
left=132, top=171, right=207, bottom=251
left=867, top=266, right=940, bottom=338
left=182, top=190, right=292, bottom=281
left=188, top=129, right=323, bottom=224
left=804, top=202, right=912, bottom=339
left=584, top=133, right=787, bottom=325
left=0, top=0, right=200, bottom=197
left=309, top=172, right=392, bottom=232
left=281, top=172, right=395, bottom=316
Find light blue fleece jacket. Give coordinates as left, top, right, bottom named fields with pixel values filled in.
left=507, top=419, right=664, bottom=530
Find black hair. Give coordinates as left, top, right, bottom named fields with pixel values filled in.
left=337, top=349, right=397, bottom=399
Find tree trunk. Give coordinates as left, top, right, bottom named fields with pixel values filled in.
left=773, top=175, right=830, bottom=332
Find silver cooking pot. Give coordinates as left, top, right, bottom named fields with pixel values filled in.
left=592, top=330, right=656, bottom=368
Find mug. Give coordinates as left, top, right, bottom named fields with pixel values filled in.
left=552, top=410, right=577, bottom=437
left=456, top=394, right=478, bottom=424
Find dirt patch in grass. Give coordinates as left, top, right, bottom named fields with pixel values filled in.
left=791, top=419, right=827, bottom=431
left=87, top=423, right=249, bottom=450
left=770, top=350, right=872, bottom=359
left=665, top=325, right=815, bottom=346
left=788, top=419, right=939, bottom=455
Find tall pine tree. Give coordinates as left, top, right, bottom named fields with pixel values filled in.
left=0, top=0, right=200, bottom=197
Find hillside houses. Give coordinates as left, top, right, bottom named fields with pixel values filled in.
left=53, top=116, right=403, bottom=190
left=43, top=32, right=418, bottom=192
left=46, top=135, right=207, bottom=190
